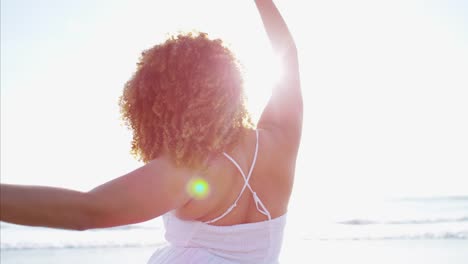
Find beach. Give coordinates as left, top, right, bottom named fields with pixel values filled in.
left=2, top=239, right=468, bottom=264
left=2, top=197, right=467, bottom=263
left=282, top=239, right=468, bottom=264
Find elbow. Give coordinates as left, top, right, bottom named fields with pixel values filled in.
left=71, top=209, right=106, bottom=231
left=69, top=193, right=104, bottom=231
left=70, top=207, right=95, bottom=231
left=72, top=213, right=109, bottom=231
left=73, top=192, right=123, bottom=231
left=72, top=222, right=90, bottom=231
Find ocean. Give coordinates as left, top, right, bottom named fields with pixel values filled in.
left=1, top=196, right=467, bottom=263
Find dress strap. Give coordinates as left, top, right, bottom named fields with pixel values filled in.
left=204, top=130, right=272, bottom=224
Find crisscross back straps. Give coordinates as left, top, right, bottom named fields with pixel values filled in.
left=204, top=130, right=272, bottom=224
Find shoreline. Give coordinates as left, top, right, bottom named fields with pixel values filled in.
left=2, top=239, right=467, bottom=264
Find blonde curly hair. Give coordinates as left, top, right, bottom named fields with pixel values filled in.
left=120, top=32, right=253, bottom=169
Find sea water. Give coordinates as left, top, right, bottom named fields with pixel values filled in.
left=301, top=196, right=468, bottom=241
left=1, top=196, right=467, bottom=263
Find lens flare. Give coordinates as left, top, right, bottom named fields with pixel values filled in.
left=186, top=177, right=210, bottom=200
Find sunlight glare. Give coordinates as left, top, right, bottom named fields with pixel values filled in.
left=241, top=48, right=283, bottom=123
left=186, top=177, right=210, bottom=200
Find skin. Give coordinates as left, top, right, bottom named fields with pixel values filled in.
left=0, top=0, right=302, bottom=230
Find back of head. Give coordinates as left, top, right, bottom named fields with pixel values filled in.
left=120, top=32, right=253, bottom=169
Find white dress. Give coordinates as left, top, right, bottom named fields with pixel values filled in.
left=147, top=130, right=287, bottom=264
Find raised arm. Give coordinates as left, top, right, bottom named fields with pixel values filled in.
left=255, top=0, right=302, bottom=150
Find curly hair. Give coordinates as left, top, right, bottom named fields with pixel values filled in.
left=119, top=32, right=253, bottom=169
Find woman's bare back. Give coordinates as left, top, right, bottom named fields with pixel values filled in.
left=175, top=128, right=296, bottom=226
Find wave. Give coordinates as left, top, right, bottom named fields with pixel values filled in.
left=1, top=241, right=166, bottom=250
left=338, top=216, right=468, bottom=225
left=309, top=231, right=468, bottom=241
left=4, top=231, right=467, bottom=249
left=397, top=196, right=468, bottom=202
left=0, top=222, right=160, bottom=231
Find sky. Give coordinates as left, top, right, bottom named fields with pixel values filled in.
left=1, top=0, right=467, bottom=211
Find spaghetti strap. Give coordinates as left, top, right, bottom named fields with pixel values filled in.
left=204, top=130, right=272, bottom=224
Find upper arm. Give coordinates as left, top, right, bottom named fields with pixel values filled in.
left=83, top=159, right=192, bottom=229
left=257, top=47, right=303, bottom=152
left=255, top=0, right=303, bottom=152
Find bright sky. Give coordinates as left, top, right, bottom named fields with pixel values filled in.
left=1, top=0, right=467, bottom=211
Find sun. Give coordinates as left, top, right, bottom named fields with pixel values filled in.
left=240, top=47, right=283, bottom=124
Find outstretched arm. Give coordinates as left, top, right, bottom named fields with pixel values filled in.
left=0, top=159, right=191, bottom=230
left=255, top=0, right=302, bottom=151
left=0, top=183, right=90, bottom=230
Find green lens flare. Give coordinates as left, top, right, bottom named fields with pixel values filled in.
left=186, top=177, right=210, bottom=200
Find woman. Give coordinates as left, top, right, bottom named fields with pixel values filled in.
left=0, top=0, right=302, bottom=263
